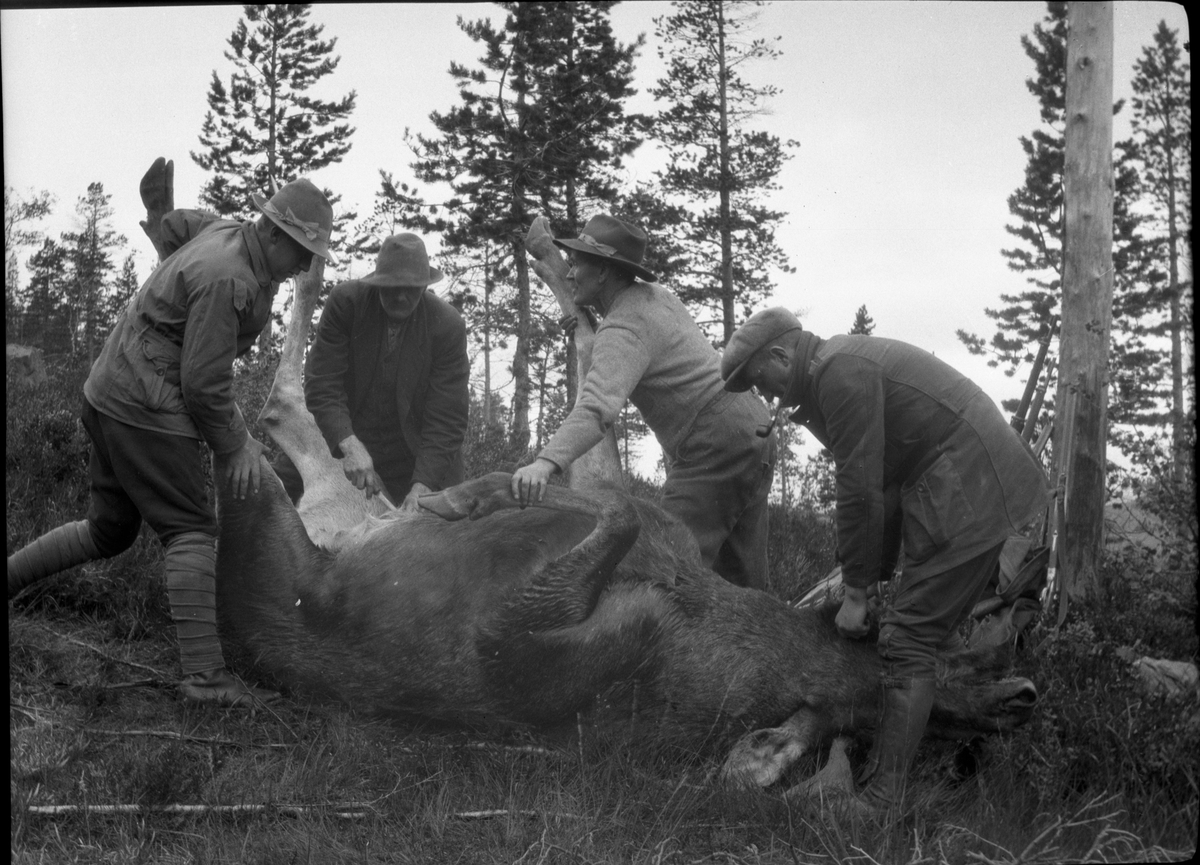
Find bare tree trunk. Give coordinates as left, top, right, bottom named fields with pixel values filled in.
left=509, top=237, right=533, bottom=454
left=1164, top=146, right=1186, bottom=485
left=715, top=0, right=736, bottom=345
left=1054, top=1, right=1114, bottom=607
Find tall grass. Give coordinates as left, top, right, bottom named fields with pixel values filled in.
left=9, top=357, right=1198, bottom=864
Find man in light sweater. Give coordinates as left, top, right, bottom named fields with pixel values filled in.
left=511, top=214, right=775, bottom=589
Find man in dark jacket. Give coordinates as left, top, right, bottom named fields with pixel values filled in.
left=278, top=233, right=469, bottom=511
left=8, top=175, right=336, bottom=706
left=721, top=307, right=1048, bottom=813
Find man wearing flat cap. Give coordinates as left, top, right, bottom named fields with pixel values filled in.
left=284, top=233, right=469, bottom=510
left=8, top=172, right=336, bottom=707
left=511, top=214, right=775, bottom=590
left=721, top=307, right=1048, bottom=812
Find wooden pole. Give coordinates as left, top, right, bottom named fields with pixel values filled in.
left=1054, top=2, right=1115, bottom=606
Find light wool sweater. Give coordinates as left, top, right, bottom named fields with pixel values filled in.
left=539, top=281, right=728, bottom=470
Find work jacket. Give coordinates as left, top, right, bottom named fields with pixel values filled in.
left=305, top=280, right=470, bottom=491
left=84, top=211, right=276, bottom=454
left=783, top=331, right=1049, bottom=589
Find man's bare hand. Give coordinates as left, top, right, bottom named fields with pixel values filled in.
left=401, top=481, right=432, bottom=512
left=835, top=585, right=873, bottom=640
left=510, top=457, right=558, bottom=507
left=224, top=437, right=266, bottom=501
left=339, top=435, right=386, bottom=499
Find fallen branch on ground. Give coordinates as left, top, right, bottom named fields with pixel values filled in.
left=86, top=728, right=290, bottom=749
left=34, top=626, right=170, bottom=678
left=24, top=802, right=371, bottom=819
left=451, top=809, right=585, bottom=821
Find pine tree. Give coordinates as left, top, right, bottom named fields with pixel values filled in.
left=396, top=2, right=644, bottom=452
left=1124, top=20, right=1192, bottom=480
left=956, top=1, right=1145, bottom=425
left=191, top=4, right=356, bottom=216
left=108, top=254, right=141, bottom=325
left=648, top=0, right=797, bottom=343
left=61, top=182, right=126, bottom=362
left=957, top=3, right=1068, bottom=374
left=850, top=304, right=875, bottom=335
left=23, top=238, right=70, bottom=353
left=191, top=4, right=356, bottom=354
left=4, top=186, right=54, bottom=342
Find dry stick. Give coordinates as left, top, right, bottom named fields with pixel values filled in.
left=24, top=803, right=371, bottom=819
left=87, top=728, right=290, bottom=749
left=37, top=627, right=170, bottom=679
left=451, top=809, right=585, bottom=821
left=102, top=679, right=173, bottom=691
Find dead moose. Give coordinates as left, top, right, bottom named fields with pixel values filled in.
left=136, top=160, right=1037, bottom=791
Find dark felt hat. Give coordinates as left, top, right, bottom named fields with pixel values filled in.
left=252, top=179, right=336, bottom=264
left=359, top=233, right=443, bottom=289
left=721, top=307, right=803, bottom=392
left=553, top=214, right=657, bottom=283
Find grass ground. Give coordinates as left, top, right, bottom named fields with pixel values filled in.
left=9, top=358, right=1199, bottom=864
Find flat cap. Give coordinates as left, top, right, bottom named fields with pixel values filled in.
left=721, top=307, right=803, bottom=392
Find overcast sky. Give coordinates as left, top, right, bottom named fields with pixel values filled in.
left=2, top=1, right=1189, bottom=474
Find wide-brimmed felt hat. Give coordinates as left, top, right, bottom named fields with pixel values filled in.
left=553, top=214, right=657, bottom=283
left=721, top=307, right=803, bottom=392
left=359, top=233, right=443, bottom=289
left=253, top=179, right=336, bottom=264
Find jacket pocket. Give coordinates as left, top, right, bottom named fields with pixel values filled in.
left=901, top=451, right=976, bottom=564
left=138, top=331, right=185, bottom=412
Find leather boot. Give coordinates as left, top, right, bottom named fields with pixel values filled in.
left=854, top=676, right=937, bottom=813
left=8, top=520, right=100, bottom=598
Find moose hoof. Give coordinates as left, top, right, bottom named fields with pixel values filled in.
left=785, top=737, right=856, bottom=801
left=524, top=216, right=558, bottom=261
left=419, top=473, right=516, bottom=522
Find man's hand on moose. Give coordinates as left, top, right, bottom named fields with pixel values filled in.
left=511, top=457, right=558, bottom=507
left=836, top=585, right=873, bottom=639
left=225, top=437, right=265, bottom=501
left=401, top=482, right=432, bottom=513
left=339, top=435, right=386, bottom=499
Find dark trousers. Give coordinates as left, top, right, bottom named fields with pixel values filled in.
left=662, top=393, right=776, bottom=590
left=877, top=540, right=1006, bottom=679
left=80, top=399, right=217, bottom=555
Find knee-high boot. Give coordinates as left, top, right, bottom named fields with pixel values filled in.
left=855, top=676, right=937, bottom=812
left=8, top=520, right=101, bottom=598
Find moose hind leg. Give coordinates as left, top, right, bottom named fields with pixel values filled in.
left=477, top=490, right=650, bottom=723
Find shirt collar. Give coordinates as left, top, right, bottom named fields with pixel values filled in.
left=241, top=221, right=277, bottom=290
left=783, top=329, right=823, bottom=420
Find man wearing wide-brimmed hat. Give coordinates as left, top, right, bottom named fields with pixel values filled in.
left=511, top=214, right=775, bottom=590
left=721, top=306, right=1049, bottom=814
left=8, top=173, right=336, bottom=707
left=291, top=233, right=469, bottom=510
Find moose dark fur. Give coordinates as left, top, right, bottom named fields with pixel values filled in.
left=215, top=465, right=1037, bottom=784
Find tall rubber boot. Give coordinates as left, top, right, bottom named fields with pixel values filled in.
left=854, top=677, right=937, bottom=813
left=8, top=520, right=101, bottom=598
left=166, top=532, right=278, bottom=708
